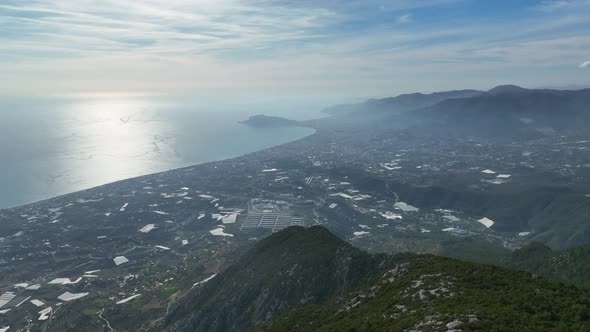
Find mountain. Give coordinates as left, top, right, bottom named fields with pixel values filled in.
left=432, top=85, right=590, bottom=118
left=487, top=84, right=530, bottom=95
left=321, top=85, right=590, bottom=135
left=322, top=89, right=482, bottom=116
left=418, top=85, right=590, bottom=138
left=157, top=226, right=390, bottom=332
left=320, top=85, right=590, bottom=139
left=155, top=227, right=590, bottom=331
left=503, top=242, right=590, bottom=287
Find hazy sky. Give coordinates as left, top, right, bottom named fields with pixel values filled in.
left=1, top=0, right=590, bottom=97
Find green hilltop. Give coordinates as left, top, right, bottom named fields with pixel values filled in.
left=502, top=242, right=590, bottom=287
left=153, top=227, right=590, bottom=332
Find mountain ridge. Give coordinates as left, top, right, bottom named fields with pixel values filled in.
left=154, top=227, right=590, bottom=332
left=158, top=226, right=391, bottom=332
left=322, top=89, right=483, bottom=115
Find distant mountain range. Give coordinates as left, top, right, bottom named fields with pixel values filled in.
left=246, top=85, right=590, bottom=139
left=323, top=85, right=590, bottom=138
left=153, top=227, right=590, bottom=332
left=326, top=84, right=590, bottom=114
left=323, top=89, right=482, bottom=115
left=158, top=226, right=386, bottom=331
left=422, top=85, right=590, bottom=137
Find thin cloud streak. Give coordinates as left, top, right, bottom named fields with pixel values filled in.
left=0, top=0, right=589, bottom=95
left=397, top=14, right=412, bottom=24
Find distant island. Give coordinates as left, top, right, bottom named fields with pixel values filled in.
left=239, top=114, right=298, bottom=128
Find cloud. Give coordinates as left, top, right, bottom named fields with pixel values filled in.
left=397, top=14, right=412, bottom=24
left=580, top=61, right=590, bottom=68
left=0, top=0, right=589, bottom=95
left=537, top=0, right=572, bottom=11
left=536, top=0, right=590, bottom=12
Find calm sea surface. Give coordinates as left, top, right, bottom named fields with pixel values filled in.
left=0, top=94, right=336, bottom=208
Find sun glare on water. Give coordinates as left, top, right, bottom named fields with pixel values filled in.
left=58, top=96, right=175, bottom=188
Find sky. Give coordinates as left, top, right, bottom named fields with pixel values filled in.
left=1, top=0, right=590, bottom=97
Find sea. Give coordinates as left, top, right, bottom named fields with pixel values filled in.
left=0, top=94, right=341, bottom=209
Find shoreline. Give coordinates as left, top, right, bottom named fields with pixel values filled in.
left=1, top=123, right=318, bottom=211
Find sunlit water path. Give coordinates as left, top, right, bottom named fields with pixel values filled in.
left=0, top=94, right=336, bottom=208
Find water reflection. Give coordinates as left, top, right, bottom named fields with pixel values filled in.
left=0, top=95, right=316, bottom=208
left=58, top=97, right=175, bottom=189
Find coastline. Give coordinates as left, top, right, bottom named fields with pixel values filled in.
left=1, top=123, right=318, bottom=211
